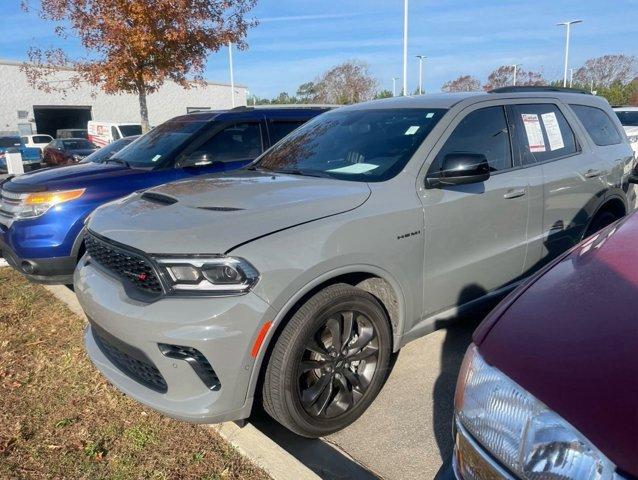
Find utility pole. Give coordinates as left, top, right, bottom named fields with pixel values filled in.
left=402, top=0, right=408, bottom=96
left=556, top=20, right=582, bottom=87
left=228, top=42, right=235, bottom=108
left=416, top=55, right=426, bottom=94
left=512, top=64, right=521, bottom=86
left=393, top=77, right=399, bottom=97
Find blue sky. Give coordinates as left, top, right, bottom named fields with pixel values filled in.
left=1, top=0, right=637, bottom=98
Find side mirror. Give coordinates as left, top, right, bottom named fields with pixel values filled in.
left=425, top=153, right=491, bottom=188
left=180, top=151, right=213, bottom=168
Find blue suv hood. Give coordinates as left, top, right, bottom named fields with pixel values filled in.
left=7, top=162, right=146, bottom=191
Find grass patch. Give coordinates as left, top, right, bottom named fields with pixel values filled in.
left=0, top=268, right=269, bottom=479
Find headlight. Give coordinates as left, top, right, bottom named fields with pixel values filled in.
left=4, top=188, right=85, bottom=219
left=155, top=256, right=259, bottom=295
left=455, top=345, right=618, bottom=480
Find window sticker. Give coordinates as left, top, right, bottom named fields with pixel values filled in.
left=541, top=112, right=565, bottom=151
left=404, top=126, right=420, bottom=135
left=521, top=114, right=546, bottom=152
left=328, top=163, right=379, bottom=174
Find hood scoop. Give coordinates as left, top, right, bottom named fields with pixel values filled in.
left=196, top=206, right=244, bottom=212
left=141, top=192, right=178, bottom=205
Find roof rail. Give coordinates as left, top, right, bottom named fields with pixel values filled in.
left=231, top=104, right=337, bottom=111
left=489, top=86, right=591, bottom=95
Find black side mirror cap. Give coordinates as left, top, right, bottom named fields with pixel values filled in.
left=425, top=153, right=491, bottom=189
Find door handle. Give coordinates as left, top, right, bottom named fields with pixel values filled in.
left=583, top=169, right=603, bottom=178
left=503, top=188, right=527, bottom=199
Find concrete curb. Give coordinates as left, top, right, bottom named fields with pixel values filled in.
left=43, top=284, right=320, bottom=480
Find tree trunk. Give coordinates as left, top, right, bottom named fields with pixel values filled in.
left=137, top=84, right=150, bottom=133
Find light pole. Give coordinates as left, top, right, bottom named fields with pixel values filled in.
left=228, top=41, right=235, bottom=108
left=556, top=20, right=582, bottom=87
left=402, top=0, right=408, bottom=96
left=416, top=55, right=426, bottom=94
left=392, top=77, right=400, bottom=97
left=511, top=64, right=521, bottom=86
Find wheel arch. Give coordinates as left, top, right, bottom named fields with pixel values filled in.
left=584, top=195, right=627, bottom=238
left=246, top=265, right=406, bottom=409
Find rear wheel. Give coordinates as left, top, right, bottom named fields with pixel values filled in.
left=584, top=210, right=620, bottom=238
left=262, top=284, right=393, bottom=437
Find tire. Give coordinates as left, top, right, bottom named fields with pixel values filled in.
left=584, top=210, right=619, bottom=238
left=262, top=283, right=393, bottom=438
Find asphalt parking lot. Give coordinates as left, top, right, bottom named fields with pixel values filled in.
left=251, top=303, right=496, bottom=480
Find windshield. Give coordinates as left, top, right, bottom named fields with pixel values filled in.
left=254, top=108, right=447, bottom=182
left=114, top=118, right=206, bottom=168
left=0, top=137, right=21, bottom=148
left=80, top=136, right=138, bottom=163
left=119, top=125, right=143, bottom=137
left=33, top=135, right=52, bottom=143
left=62, top=139, right=95, bottom=150
left=615, top=110, right=638, bottom=127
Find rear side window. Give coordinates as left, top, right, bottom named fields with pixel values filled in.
left=571, top=105, right=622, bottom=146
left=510, top=104, right=578, bottom=165
left=111, top=126, right=121, bottom=140
left=431, top=106, right=512, bottom=173
left=196, top=122, right=263, bottom=162
left=269, top=121, right=305, bottom=144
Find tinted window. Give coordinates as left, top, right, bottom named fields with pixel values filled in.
left=571, top=105, right=622, bottom=146
left=115, top=118, right=206, bottom=168
left=0, top=137, right=22, bottom=148
left=269, top=121, right=305, bottom=144
left=62, top=139, right=95, bottom=150
left=196, top=122, right=263, bottom=162
left=32, top=135, right=52, bottom=143
left=111, top=126, right=121, bottom=140
left=615, top=110, right=638, bottom=127
left=510, top=104, right=578, bottom=165
left=80, top=136, right=137, bottom=163
left=119, top=125, right=142, bottom=137
left=255, top=108, right=447, bottom=182
left=431, top=106, right=512, bottom=173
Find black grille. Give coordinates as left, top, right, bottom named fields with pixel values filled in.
left=159, top=344, right=221, bottom=391
left=85, top=233, right=163, bottom=295
left=91, top=322, right=168, bottom=393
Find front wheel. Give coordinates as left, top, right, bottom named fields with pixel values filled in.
left=262, top=284, right=393, bottom=437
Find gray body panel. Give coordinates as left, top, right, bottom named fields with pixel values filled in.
left=75, top=90, right=636, bottom=424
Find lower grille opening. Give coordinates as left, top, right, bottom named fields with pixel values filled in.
left=159, top=344, right=221, bottom=391
left=91, top=322, right=168, bottom=394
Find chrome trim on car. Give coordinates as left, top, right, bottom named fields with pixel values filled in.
left=452, top=418, right=515, bottom=480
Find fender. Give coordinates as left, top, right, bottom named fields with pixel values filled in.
left=243, top=263, right=408, bottom=405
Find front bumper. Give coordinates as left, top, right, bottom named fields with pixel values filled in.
left=75, top=256, right=272, bottom=424
left=0, top=235, right=75, bottom=284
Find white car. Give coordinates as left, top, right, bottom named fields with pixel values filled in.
left=21, top=134, right=54, bottom=153
left=614, top=106, right=638, bottom=155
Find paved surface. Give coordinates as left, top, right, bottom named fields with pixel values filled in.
left=252, top=304, right=496, bottom=480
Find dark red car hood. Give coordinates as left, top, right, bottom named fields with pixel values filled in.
left=475, top=214, right=638, bottom=477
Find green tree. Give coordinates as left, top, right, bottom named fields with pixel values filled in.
left=296, top=82, right=316, bottom=102
left=375, top=89, right=393, bottom=99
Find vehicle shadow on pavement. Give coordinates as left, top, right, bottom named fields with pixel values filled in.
left=250, top=409, right=381, bottom=479
left=431, top=284, right=497, bottom=463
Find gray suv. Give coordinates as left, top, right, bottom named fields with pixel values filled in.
left=75, top=88, right=636, bottom=437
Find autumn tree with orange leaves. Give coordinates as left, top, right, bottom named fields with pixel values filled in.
left=21, top=0, right=257, bottom=132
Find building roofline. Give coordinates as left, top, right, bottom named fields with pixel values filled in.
left=0, top=58, right=246, bottom=89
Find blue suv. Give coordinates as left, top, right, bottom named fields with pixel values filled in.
left=0, top=107, right=329, bottom=284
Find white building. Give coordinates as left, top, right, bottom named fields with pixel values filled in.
left=0, top=59, right=247, bottom=137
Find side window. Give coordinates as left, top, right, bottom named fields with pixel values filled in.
left=269, top=121, right=304, bottom=144
left=431, top=106, right=512, bottom=173
left=510, top=104, right=578, bottom=165
left=196, top=122, right=263, bottom=162
left=570, top=104, right=622, bottom=146
left=111, top=126, right=121, bottom=140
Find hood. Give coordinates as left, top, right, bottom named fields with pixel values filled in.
left=476, top=215, right=638, bottom=476
left=88, top=170, right=371, bottom=254
left=4, top=162, right=144, bottom=191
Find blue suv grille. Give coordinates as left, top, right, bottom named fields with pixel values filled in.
left=85, top=233, right=163, bottom=295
